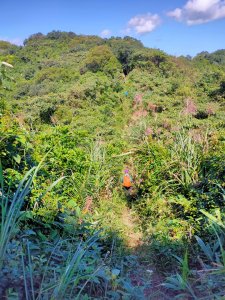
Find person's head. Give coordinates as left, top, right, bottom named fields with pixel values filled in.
left=124, top=169, right=129, bottom=174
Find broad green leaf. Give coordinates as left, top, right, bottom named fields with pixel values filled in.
left=13, top=154, right=21, bottom=164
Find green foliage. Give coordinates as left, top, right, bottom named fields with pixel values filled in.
left=195, top=49, right=225, bottom=65
left=107, top=36, right=143, bottom=75
left=0, top=61, right=14, bottom=113
left=165, top=207, right=225, bottom=298
left=169, top=131, right=202, bottom=192
left=1, top=31, right=225, bottom=298
left=0, top=166, right=145, bottom=299
left=82, top=45, right=122, bottom=77
left=135, top=141, right=169, bottom=196
left=0, top=115, right=32, bottom=170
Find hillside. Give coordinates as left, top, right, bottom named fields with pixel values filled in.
left=0, top=31, right=225, bottom=299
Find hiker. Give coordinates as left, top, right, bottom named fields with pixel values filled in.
left=121, top=169, right=133, bottom=195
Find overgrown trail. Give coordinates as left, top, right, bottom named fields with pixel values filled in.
left=117, top=96, right=171, bottom=298
left=121, top=205, right=172, bottom=299
left=122, top=206, right=143, bottom=248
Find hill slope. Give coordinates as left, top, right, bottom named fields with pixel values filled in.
left=0, top=31, right=225, bottom=299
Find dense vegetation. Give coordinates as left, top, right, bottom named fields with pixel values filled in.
left=0, top=31, right=225, bottom=299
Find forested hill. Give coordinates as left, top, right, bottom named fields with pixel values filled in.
left=1, top=32, right=225, bottom=129
left=0, top=31, right=225, bottom=299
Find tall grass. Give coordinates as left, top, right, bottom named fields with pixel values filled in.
left=20, top=234, right=102, bottom=300
left=0, top=161, right=63, bottom=268
left=170, top=131, right=201, bottom=190
left=52, top=235, right=99, bottom=300
left=0, top=163, right=36, bottom=267
left=164, top=194, right=225, bottom=298
left=71, top=140, right=110, bottom=202
left=0, top=160, right=135, bottom=299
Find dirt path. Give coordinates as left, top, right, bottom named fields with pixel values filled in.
left=121, top=206, right=172, bottom=299
left=122, top=206, right=143, bottom=248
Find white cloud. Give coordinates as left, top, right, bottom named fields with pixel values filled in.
left=100, top=29, right=111, bottom=38
left=167, top=0, right=225, bottom=25
left=0, top=37, right=23, bottom=46
left=127, top=13, right=161, bottom=35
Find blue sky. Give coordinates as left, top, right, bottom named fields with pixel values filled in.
left=1, top=0, right=225, bottom=56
